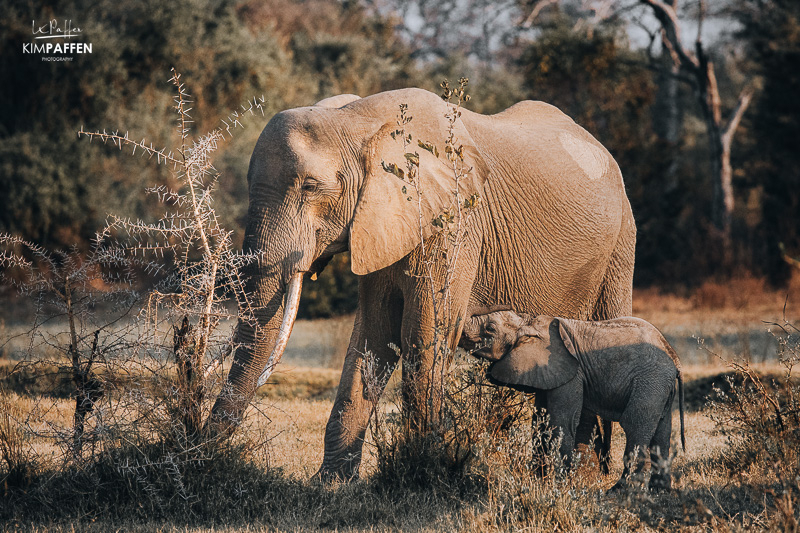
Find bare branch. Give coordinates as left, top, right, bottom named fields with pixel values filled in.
left=520, top=0, right=559, bottom=28
left=639, top=0, right=700, bottom=70
left=696, top=0, right=705, bottom=46
left=77, top=128, right=183, bottom=166
left=721, top=86, right=755, bottom=149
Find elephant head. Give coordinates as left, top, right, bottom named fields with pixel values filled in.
left=459, top=306, right=523, bottom=361
left=465, top=311, right=582, bottom=391
left=208, top=90, right=490, bottom=431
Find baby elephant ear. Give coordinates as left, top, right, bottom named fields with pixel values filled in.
left=489, top=321, right=579, bottom=391
left=556, top=318, right=581, bottom=358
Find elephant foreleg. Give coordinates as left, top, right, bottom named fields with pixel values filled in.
left=545, top=377, right=583, bottom=471
left=400, top=297, right=455, bottom=432
left=398, top=246, right=477, bottom=434
left=317, top=275, right=402, bottom=481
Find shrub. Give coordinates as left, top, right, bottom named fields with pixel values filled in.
left=0, top=70, right=273, bottom=521
left=705, top=318, right=800, bottom=529
left=367, top=352, right=533, bottom=492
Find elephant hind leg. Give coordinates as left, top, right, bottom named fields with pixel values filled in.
left=611, top=436, right=651, bottom=492
left=613, top=408, right=660, bottom=491
left=591, top=212, right=635, bottom=321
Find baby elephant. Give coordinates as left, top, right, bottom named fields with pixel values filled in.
left=461, top=310, right=685, bottom=491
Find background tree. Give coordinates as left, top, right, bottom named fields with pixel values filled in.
left=2, top=0, right=799, bottom=320
left=638, top=0, right=754, bottom=266
left=735, top=0, right=800, bottom=284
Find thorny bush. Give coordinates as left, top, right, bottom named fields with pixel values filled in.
left=0, top=70, right=273, bottom=517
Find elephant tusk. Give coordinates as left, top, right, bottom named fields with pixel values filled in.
left=256, top=272, right=303, bottom=388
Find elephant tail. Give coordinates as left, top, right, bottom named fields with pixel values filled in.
left=663, top=339, right=686, bottom=452
left=678, top=371, right=686, bottom=452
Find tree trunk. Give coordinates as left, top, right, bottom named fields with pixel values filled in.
left=641, top=0, right=753, bottom=268
left=653, top=45, right=682, bottom=192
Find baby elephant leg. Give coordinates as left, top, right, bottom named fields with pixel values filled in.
left=610, top=438, right=650, bottom=492
left=611, top=410, right=660, bottom=491
left=648, top=390, right=676, bottom=492
left=544, top=378, right=583, bottom=471
left=575, top=412, right=612, bottom=474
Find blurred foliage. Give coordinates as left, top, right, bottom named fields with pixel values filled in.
left=299, top=253, right=359, bottom=319
left=1, top=0, right=294, bottom=250
left=0, top=0, right=422, bottom=317
left=1, top=0, right=799, bottom=317
left=517, top=17, right=696, bottom=286
left=0, top=0, right=418, bottom=254
left=735, top=0, right=800, bottom=284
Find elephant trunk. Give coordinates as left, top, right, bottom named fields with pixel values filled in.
left=465, top=304, right=513, bottom=317
left=207, top=271, right=303, bottom=434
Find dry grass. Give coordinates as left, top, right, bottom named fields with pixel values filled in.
left=633, top=275, right=800, bottom=329
left=0, top=358, right=797, bottom=531
left=634, top=277, right=800, bottom=366
left=2, top=280, right=799, bottom=531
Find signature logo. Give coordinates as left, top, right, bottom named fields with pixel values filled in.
left=32, top=19, right=83, bottom=39
left=23, top=19, right=92, bottom=61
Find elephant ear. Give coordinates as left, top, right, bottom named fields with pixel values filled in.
left=555, top=318, right=582, bottom=359
left=489, top=321, right=579, bottom=391
left=349, top=115, right=489, bottom=275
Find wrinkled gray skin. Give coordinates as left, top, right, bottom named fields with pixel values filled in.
left=207, top=89, right=636, bottom=481
left=463, top=311, right=685, bottom=491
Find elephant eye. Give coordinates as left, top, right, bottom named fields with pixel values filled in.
left=301, top=178, right=319, bottom=193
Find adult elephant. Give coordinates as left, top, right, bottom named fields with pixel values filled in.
left=207, top=88, right=636, bottom=481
